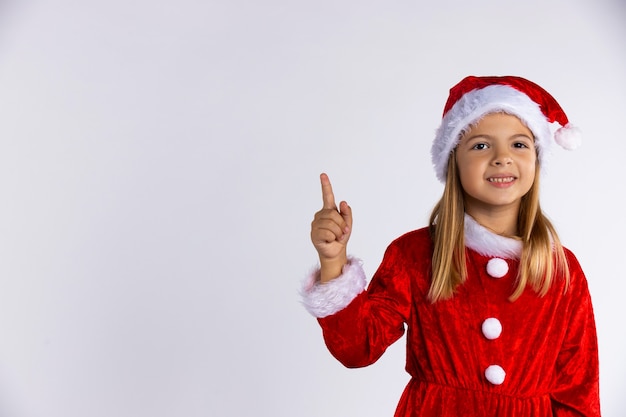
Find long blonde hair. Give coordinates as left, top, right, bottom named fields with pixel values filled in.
left=428, top=153, right=570, bottom=302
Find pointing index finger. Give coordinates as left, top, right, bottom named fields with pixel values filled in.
left=320, top=173, right=337, bottom=209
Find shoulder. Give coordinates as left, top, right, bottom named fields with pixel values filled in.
left=562, top=245, right=582, bottom=267
left=383, top=226, right=433, bottom=260
left=560, top=245, right=591, bottom=295
left=390, top=226, right=432, bottom=248
left=371, top=226, right=433, bottom=292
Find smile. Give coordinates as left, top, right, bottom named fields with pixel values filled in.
left=487, top=177, right=515, bottom=183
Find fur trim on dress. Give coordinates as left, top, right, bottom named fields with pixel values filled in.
left=300, top=257, right=366, bottom=318
left=463, top=214, right=522, bottom=259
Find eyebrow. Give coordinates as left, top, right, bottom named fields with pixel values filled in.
left=464, top=133, right=534, bottom=142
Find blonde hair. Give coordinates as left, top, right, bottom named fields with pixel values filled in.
left=428, top=152, right=570, bottom=302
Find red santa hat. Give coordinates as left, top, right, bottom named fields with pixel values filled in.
left=431, top=75, right=581, bottom=183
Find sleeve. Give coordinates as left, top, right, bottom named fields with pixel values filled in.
left=551, top=253, right=601, bottom=416
left=300, top=241, right=413, bottom=368
left=300, top=257, right=368, bottom=318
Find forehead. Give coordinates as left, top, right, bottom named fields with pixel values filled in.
left=462, top=113, right=534, bottom=137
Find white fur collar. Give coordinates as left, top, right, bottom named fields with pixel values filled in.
left=464, top=214, right=522, bottom=259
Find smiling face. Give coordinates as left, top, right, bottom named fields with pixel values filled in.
left=455, top=113, right=537, bottom=220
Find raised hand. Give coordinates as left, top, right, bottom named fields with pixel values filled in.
left=310, top=173, right=353, bottom=282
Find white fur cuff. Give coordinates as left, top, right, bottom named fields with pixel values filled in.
left=300, top=257, right=367, bottom=318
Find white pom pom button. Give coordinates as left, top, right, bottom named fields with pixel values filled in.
left=486, top=258, right=508, bottom=278
left=482, top=318, right=502, bottom=340
left=485, top=365, right=506, bottom=385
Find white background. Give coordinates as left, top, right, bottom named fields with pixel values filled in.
left=0, top=0, right=624, bottom=416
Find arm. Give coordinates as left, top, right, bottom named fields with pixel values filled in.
left=303, top=173, right=410, bottom=367
left=302, top=242, right=411, bottom=368
left=551, top=254, right=601, bottom=416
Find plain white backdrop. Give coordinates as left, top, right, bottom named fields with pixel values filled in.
left=0, top=0, right=624, bottom=416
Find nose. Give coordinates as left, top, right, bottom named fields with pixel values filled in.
left=492, top=147, right=512, bottom=166
left=493, top=158, right=512, bottom=166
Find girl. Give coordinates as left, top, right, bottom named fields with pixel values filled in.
left=301, top=76, right=600, bottom=416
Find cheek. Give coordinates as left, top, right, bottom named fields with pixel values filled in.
left=524, top=156, right=537, bottom=176
left=456, top=163, right=481, bottom=191
left=521, top=159, right=537, bottom=189
left=457, top=157, right=480, bottom=178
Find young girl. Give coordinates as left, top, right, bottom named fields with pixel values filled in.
left=301, top=76, right=600, bottom=416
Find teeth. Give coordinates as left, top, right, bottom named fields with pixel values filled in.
left=488, top=177, right=514, bottom=183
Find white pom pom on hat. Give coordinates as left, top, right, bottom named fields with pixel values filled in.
left=431, top=75, right=581, bottom=183
left=555, top=123, right=582, bottom=150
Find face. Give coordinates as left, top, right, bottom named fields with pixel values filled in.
left=455, top=113, right=537, bottom=217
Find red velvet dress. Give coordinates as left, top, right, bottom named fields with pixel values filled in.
left=302, top=219, right=600, bottom=416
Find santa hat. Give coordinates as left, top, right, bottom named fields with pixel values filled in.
left=431, top=75, right=581, bottom=183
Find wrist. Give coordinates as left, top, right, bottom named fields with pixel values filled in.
left=301, top=256, right=366, bottom=318
left=319, top=254, right=348, bottom=283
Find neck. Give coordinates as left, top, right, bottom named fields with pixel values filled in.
left=464, top=202, right=520, bottom=237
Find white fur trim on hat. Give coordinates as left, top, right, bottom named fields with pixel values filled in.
left=431, top=84, right=552, bottom=183
left=300, top=257, right=366, bottom=318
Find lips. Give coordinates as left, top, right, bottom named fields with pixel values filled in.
left=487, top=176, right=516, bottom=183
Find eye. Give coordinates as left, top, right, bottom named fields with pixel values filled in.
left=513, top=141, right=533, bottom=149
left=472, top=143, right=488, bottom=150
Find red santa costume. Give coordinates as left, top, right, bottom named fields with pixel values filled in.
left=301, top=76, right=600, bottom=416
